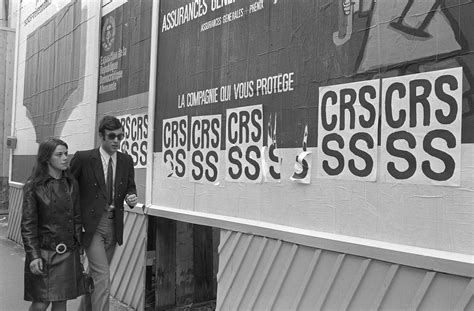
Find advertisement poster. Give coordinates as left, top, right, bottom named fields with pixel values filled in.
left=152, top=0, right=474, bottom=253
left=119, top=113, right=148, bottom=169
left=98, top=0, right=151, bottom=103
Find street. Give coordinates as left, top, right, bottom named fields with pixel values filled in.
left=0, top=214, right=133, bottom=310
left=0, top=214, right=31, bottom=310
left=0, top=215, right=83, bottom=310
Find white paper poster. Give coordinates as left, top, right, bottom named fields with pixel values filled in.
left=380, top=67, right=463, bottom=186
left=317, top=79, right=380, bottom=181
left=162, top=116, right=188, bottom=179
left=225, top=105, right=263, bottom=183
left=189, top=115, right=221, bottom=184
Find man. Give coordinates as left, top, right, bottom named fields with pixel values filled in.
left=71, top=115, right=138, bottom=311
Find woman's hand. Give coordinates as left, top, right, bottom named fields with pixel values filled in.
left=29, top=258, right=44, bottom=275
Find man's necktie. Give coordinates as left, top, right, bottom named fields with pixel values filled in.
left=107, top=157, right=113, bottom=205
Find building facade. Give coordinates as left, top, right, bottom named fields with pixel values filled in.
left=7, top=0, right=474, bottom=309
left=0, top=0, right=17, bottom=213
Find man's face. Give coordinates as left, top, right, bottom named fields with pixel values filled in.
left=101, top=128, right=124, bottom=155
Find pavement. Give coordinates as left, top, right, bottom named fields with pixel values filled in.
left=0, top=214, right=134, bottom=310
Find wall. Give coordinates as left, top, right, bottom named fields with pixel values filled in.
left=217, top=229, right=474, bottom=310
left=3, top=0, right=19, bottom=28
left=0, top=26, right=14, bottom=211
left=151, top=0, right=474, bottom=259
left=11, top=0, right=101, bottom=183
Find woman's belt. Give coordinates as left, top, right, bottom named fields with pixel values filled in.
left=40, top=241, right=77, bottom=254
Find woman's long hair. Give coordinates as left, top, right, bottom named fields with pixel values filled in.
left=27, top=137, right=72, bottom=186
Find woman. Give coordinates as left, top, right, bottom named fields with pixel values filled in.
left=21, top=138, right=84, bottom=311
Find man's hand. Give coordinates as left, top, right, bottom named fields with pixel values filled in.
left=30, top=258, right=44, bottom=275
left=125, top=194, right=138, bottom=207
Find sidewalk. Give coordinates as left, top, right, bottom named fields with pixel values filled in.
left=0, top=214, right=133, bottom=310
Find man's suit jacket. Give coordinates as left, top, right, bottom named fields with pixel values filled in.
left=70, top=148, right=137, bottom=247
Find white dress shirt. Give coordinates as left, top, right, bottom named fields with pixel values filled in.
left=99, top=147, right=117, bottom=208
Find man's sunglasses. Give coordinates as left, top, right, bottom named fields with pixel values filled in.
left=106, top=133, right=125, bottom=141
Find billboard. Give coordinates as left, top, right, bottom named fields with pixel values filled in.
left=11, top=0, right=100, bottom=182
left=97, top=0, right=152, bottom=199
left=153, top=0, right=474, bottom=254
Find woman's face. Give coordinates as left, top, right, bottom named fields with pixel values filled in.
left=48, top=145, right=68, bottom=172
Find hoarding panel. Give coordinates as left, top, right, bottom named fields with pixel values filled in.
left=96, top=0, right=152, bottom=207
left=153, top=0, right=474, bottom=254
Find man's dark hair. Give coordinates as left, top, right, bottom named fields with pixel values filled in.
left=98, top=115, right=122, bottom=136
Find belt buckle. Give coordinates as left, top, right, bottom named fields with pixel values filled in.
left=55, top=243, right=67, bottom=254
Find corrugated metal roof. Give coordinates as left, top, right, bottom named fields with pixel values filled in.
left=216, top=230, right=474, bottom=311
